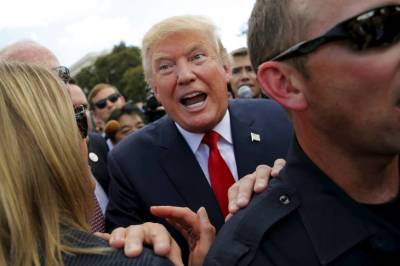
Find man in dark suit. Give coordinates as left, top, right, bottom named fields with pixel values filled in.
left=105, top=15, right=292, bottom=257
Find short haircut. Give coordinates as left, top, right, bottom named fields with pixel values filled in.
left=141, top=15, right=229, bottom=85
left=248, top=0, right=310, bottom=74
left=230, top=47, right=249, bottom=58
left=88, top=83, right=118, bottom=109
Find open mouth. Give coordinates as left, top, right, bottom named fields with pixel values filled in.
left=180, top=92, right=207, bottom=108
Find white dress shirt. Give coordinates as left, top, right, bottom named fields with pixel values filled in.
left=175, top=110, right=239, bottom=185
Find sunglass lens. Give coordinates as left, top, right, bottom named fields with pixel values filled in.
left=348, top=6, right=400, bottom=50
left=75, top=105, right=88, bottom=138
left=95, top=99, right=107, bottom=109
left=109, top=93, right=120, bottom=103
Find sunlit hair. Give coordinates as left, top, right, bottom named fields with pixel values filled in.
left=0, top=40, right=60, bottom=69
left=0, top=61, right=94, bottom=266
left=248, top=0, right=310, bottom=75
left=141, top=15, right=230, bottom=85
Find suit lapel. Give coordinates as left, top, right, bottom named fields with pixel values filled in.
left=158, top=118, right=225, bottom=229
left=230, top=102, right=265, bottom=179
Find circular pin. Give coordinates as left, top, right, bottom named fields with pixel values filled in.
left=89, top=152, right=99, bottom=162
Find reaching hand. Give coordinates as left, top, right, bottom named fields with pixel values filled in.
left=95, top=222, right=183, bottom=266
left=151, top=206, right=216, bottom=266
left=226, top=159, right=286, bottom=220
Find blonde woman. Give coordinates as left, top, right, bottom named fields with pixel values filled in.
left=0, top=61, right=173, bottom=266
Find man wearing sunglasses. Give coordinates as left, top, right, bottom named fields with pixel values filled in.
left=204, top=0, right=400, bottom=265
left=88, top=83, right=126, bottom=130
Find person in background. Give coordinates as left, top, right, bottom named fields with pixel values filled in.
left=105, top=103, right=146, bottom=146
left=229, top=47, right=263, bottom=98
left=88, top=83, right=126, bottom=129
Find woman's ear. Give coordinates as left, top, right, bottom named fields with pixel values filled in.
left=257, top=61, right=308, bottom=111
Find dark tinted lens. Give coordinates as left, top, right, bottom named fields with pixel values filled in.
left=108, top=93, right=120, bottom=103
left=74, top=105, right=88, bottom=138
left=53, top=66, right=71, bottom=84
left=95, top=99, right=107, bottom=109
left=346, top=6, right=400, bottom=49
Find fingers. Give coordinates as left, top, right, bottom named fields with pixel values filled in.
left=253, top=164, right=272, bottom=193
left=271, top=159, right=286, bottom=177
left=151, top=206, right=199, bottom=248
left=189, top=207, right=216, bottom=266
left=94, top=232, right=111, bottom=241
left=109, top=227, right=128, bottom=249
left=228, top=173, right=255, bottom=214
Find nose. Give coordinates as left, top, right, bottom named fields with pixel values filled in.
left=177, top=60, right=196, bottom=86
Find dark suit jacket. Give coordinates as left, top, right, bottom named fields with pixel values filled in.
left=106, top=99, right=293, bottom=257
left=204, top=138, right=400, bottom=266
left=62, top=228, right=173, bottom=265
left=88, top=132, right=110, bottom=193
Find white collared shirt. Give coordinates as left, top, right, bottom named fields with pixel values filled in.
left=175, top=110, right=239, bottom=185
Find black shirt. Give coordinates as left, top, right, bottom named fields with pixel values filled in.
left=205, top=138, right=400, bottom=266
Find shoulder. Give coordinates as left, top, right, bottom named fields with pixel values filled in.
left=229, top=98, right=285, bottom=112
left=109, top=116, right=172, bottom=158
left=63, top=230, right=173, bottom=266
left=205, top=177, right=300, bottom=265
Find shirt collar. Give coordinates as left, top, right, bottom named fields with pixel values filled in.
left=175, top=110, right=232, bottom=154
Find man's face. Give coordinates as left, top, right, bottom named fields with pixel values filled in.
left=150, top=31, right=230, bottom=133
left=68, top=83, right=92, bottom=132
left=115, top=113, right=145, bottom=143
left=230, top=55, right=261, bottom=98
left=295, top=0, right=400, bottom=154
left=91, top=86, right=125, bottom=122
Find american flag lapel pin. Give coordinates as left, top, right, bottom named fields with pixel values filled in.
left=250, top=132, right=261, bottom=142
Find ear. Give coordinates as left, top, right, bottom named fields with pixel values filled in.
left=257, top=61, right=307, bottom=111
left=222, top=60, right=232, bottom=82
left=151, top=84, right=162, bottom=104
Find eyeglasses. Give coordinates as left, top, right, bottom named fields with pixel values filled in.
left=52, top=66, right=71, bottom=84
left=74, top=105, right=88, bottom=138
left=269, top=5, right=400, bottom=61
left=94, top=93, right=120, bottom=109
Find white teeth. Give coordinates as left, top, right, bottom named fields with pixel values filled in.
left=183, top=92, right=202, bottom=99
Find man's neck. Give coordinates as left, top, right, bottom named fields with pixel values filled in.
left=297, top=133, right=399, bottom=204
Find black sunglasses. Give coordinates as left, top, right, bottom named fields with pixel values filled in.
left=269, top=5, right=400, bottom=61
left=53, top=66, right=71, bottom=84
left=94, top=93, right=120, bottom=109
left=74, top=105, right=88, bottom=138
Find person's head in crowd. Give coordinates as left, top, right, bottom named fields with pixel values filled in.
left=68, top=79, right=93, bottom=132
left=229, top=47, right=262, bottom=98
left=0, top=40, right=59, bottom=69
left=249, top=0, right=400, bottom=158
left=141, top=15, right=231, bottom=133
left=0, top=61, right=94, bottom=265
left=105, top=103, right=146, bottom=144
left=88, top=83, right=126, bottom=124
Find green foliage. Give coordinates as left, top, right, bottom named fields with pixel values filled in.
left=75, top=41, right=147, bottom=102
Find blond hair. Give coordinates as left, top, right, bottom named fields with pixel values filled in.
left=141, top=15, right=230, bottom=85
left=0, top=61, right=94, bottom=266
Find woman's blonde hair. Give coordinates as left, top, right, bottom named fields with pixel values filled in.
left=0, top=61, right=93, bottom=266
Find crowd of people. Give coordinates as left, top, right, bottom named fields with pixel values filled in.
left=0, top=0, right=399, bottom=265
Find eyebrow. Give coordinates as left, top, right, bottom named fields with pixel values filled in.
left=153, top=43, right=209, bottom=63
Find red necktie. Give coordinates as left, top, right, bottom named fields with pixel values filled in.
left=203, top=131, right=235, bottom=217
left=90, top=195, right=105, bottom=233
